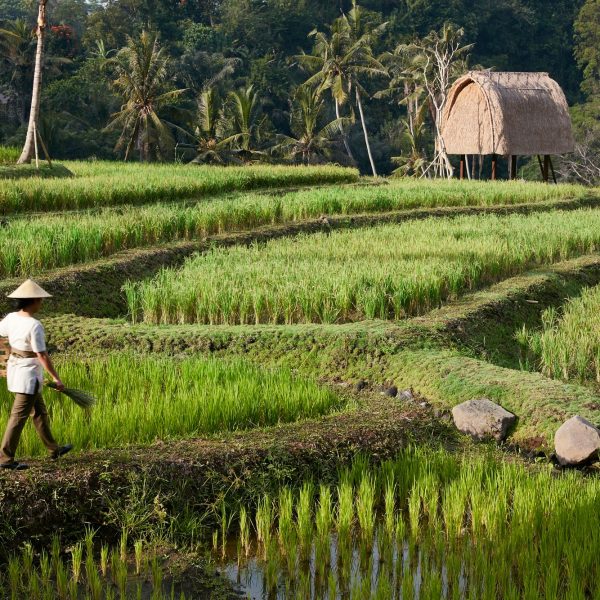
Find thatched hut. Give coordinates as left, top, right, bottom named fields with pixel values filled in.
left=441, top=71, right=574, bottom=181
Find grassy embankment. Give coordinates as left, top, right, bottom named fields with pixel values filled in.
left=0, top=353, right=344, bottom=457
left=125, top=208, right=600, bottom=325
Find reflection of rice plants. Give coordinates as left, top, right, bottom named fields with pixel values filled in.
left=0, top=535, right=190, bottom=600
left=222, top=448, right=600, bottom=599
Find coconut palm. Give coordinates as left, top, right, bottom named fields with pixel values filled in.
left=191, top=87, right=242, bottom=165
left=221, top=85, right=266, bottom=161
left=106, top=31, right=187, bottom=162
left=296, top=1, right=388, bottom=176
left=271, top=86, right=348, bottom=164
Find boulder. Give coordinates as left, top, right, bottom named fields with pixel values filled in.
left=554, top=416, right=600, bottom=466
left=452, top=399, right=516, bottom=441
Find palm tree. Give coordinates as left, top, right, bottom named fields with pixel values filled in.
left=0, top=19, right=32, bottom=123
left=191, top=87, right=242, bottom=165
left=17, top=0, right=48, bottom=164
left=271, top=86, right=348, bottom=164
left=296, top=1, right=388, bottom=176
left=222, top=85, right=266, bottom=161
left=106, top=31, right=187, bottom=161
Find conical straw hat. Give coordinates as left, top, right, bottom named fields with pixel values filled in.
left=7, top=279, right=52, bottom=299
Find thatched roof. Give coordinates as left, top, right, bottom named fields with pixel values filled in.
left=441, top=71, right=575, bottom=156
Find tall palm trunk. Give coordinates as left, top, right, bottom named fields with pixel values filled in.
left=17, top=0, right=47, bottom=165
left=355, top=88, right=377, bottom=177
left=335, top=98, right=355, bottom=162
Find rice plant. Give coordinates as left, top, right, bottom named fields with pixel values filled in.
left=0, top=161, right=358, bottom=214
left=224, top=447, right=600, bottom=599
left=519, top=284, right=600, bottom=383
left=0, top=353, right=343, bottom=457
left=0, top=177, right=586, bottom=278
left=127, top=208, right=600, bottom=325
left=0, top=536, right=190, bottom=600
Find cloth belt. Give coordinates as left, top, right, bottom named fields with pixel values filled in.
left=10, top=348, right=38, bottom=359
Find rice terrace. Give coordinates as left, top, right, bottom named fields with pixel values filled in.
left=1, top=0, right=600, bottom=598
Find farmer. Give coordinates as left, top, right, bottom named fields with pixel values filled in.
left=0, top=279, right=72, bottom=471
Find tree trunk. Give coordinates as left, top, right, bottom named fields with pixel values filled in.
left=355, top=88, right=377, bottom=177
left=17, top=0, right=47, bottom=165
left=335, top=98, right=355, bottom=163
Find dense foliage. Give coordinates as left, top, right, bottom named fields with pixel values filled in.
left=0, top=0, right=598, bottom=175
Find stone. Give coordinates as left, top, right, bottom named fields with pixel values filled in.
left=554, top=416, right=600, bottom=466
left=355, top=380, right=368, bottom=392
left=452, top=399, right=516, bottom=441
left=399, top=389, right=414, bottom=401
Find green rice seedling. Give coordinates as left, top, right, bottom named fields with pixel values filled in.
left=255, top=494, right=274, bottom=559
left=295, top=482, right=313, bottom=555
left=127, top=208, right=600, bottom=325
left=383, top=479, right=396, bottom=538
left=7, top=555, right=20, bottom=600
left=212, top=529, right=219, bottom=554
left=134, top=540, right=143, bottom=576
left=239, top=506, right=251, bottom=558
left=70, top=542, right=83, bottom=584
left=151, top=556, right=163, bottom=599
left=55, top=558, right=68, bottom=599
left=1, top=352, right=343, bottom=457
left=21, top=543, right=34, bottom=582
left=336, top=481, right=354, bottom=544
left=407, top=487, right=421, bottom=541
left=86, top=552, right=102, bottom=600
left=327, top=572, right=337, bottom=600
left=316, top=484, right=333, bottom=540
left=356, top=473, right=376, bottom=546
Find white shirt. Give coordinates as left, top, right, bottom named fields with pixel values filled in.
left=0, top=312, right=46, bottom=395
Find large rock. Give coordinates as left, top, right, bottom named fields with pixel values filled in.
left=554, top=416, right=600, bottom=466
left=452, top=399, right=516, bottom=441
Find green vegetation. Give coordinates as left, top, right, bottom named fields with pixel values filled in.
left=223, top=448, right=600, bottom=599
left=0, top=179, right=588, bottom=278
left=126, top=208, right=600, bottom=325
left=0, top=353, right=343, bottom=456
left=0, top=535, right=206, bottom=600
left=0, top=161, right=358, bottom=214
left=0, top=146, right=19, bottom=164
left=518, top=284, right=600, bottom=383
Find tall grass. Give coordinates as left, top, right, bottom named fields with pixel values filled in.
left=126, top=208, right=600, bottom=325
left=0, top=353, right=343, bottom=456
left=0, top=161, right=358, bottom=213
left=0, top=179, right=587, bottom=278
left=226, top=447, right=600, bottom=599
left=518, top=284, right=600, bottom=383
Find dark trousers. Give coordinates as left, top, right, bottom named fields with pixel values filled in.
left=0, top=382, right=58, bottom=464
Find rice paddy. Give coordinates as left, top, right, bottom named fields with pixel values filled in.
left=0, top=161, right=358, bottom=213
left=0, top=533, right=201, bottom=600
left=0, top=353, right=344, bottom=456
left=217, top=448, right=600, bottom=599
left=518, top=283, right=600, bottom=384
left=126, top=208, right=600, bottom=325
left=0, top=179, right=591, bottom=278
left=1, top=160, right=599, bottom=600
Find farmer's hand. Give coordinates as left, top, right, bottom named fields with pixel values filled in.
left=53, top=378, right=65, bottom=392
